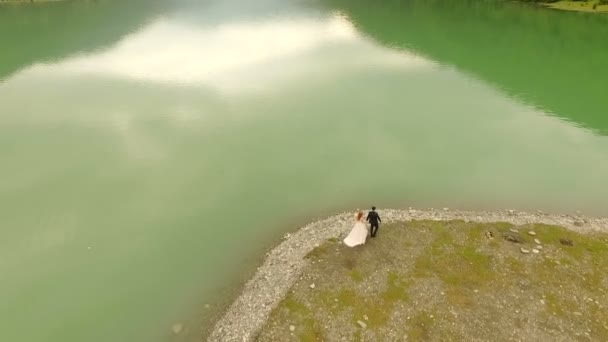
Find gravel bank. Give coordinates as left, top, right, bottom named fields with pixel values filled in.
left=206, top=208, right=608, bottom=342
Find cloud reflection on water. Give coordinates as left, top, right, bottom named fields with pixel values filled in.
left=1, top=8, right=607, bottom=214
left=24, top=14, right=432, bottom=93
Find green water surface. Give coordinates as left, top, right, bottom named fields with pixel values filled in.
left=1, top=0, right=607, bottom=341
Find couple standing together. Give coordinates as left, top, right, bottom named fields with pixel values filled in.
left=343, top=207, right=381, bottom=247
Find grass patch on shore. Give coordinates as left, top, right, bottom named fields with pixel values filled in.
left=258, top=220, right=608, bottom=341
left=406, top=310, right=436, bottom=341
left=545, top=0, right=608, bottom=12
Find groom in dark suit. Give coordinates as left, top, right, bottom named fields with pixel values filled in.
left=366, top=206, right=381, bottom=237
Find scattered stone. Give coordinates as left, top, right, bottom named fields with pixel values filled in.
left=364, top=315, right=369, bottom=321
left=560, top=238, right=574, bottom=246
left=443, top=208, right=449, bottom=211
left=541, top=299, right=545, bottom=305
left=357, top=320, right=367, bottom=329
left=520, top=248, right=530, bottom=254
left=532, top=249, right=540, bottom=254
left=528, top=231, right=537, bottom=236
left=509, top=229, right=519, bottom=233
left=504, top=233, right=523, bottom=244
left=485, top=231, right=494, bottom=239
left=536, top=245, right=543, bottom=250
left=309, top=283, right=315, bottom=289
left=574, top=312, right=583, bottom=316
left=171, top=323, right=183, bottom=335
left=289, top=325, right=295, bottom=332
left=534, top=239, right=541, bottom=245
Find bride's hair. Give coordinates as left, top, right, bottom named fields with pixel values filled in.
left=356, top=212, right=363, bottom=220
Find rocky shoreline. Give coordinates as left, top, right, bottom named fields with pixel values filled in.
left=206, top=208, right=608, bottom=342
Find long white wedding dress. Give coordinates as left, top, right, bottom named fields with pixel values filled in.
left=343, top=216, right=368, bottom=247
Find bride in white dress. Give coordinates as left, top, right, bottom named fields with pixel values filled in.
left=343, top=212, right=369, bottom=247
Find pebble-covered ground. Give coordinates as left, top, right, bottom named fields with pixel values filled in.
left=206, top=209, right=608, bottom=342
left=258, top=220, right=608, bottom=341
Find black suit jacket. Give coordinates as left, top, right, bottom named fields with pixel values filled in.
left=366, top=211, right=381, bottom=225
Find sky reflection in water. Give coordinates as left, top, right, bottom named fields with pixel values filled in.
left=1, top=5, right=608, bottom=342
